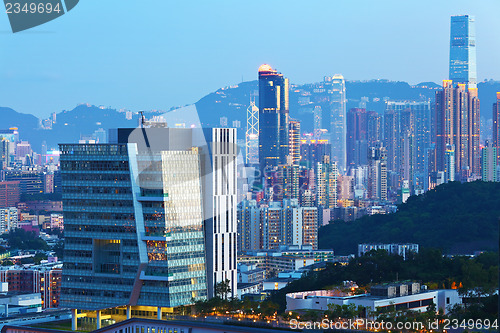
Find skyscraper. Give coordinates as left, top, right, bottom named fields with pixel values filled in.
left=60, top=127, right=237, bottom=326
left=347, top=108, right=368, bottom=169
left=324, top=75, right=346, bottom=173
left=435, top=80, right=480, bottom=180
left=493, top=92, right=500, bottom=162
left=384, top=101, right=431, bottom=193
left=258, top=64, right=289, bottom=172
left=245, top=101, right=259, bottom=165
left=367, top=144, right=387, bottom=201
left=450, top=15, right=477, bottom=87
left=288, top=120, right=301, bottom=165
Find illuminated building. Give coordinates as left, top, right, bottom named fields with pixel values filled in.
left=450, top=15, right=477, bottom=87
left=324, top=75, right=347, bottom=173
left=60, top=127, right=237, bottom=328
left=258, top=64, right=289, bottom=172
left=435, top=81, right=480, bottom=180
left=493, top=92, right=500, bottom=162
left=245, top=101, right=259, bottom=165
left=288, top=120, right=301, bottom=165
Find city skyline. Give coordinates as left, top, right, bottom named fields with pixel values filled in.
left=0, top=1, right=499, bottom=117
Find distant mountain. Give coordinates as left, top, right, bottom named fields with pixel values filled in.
left=318, top=181, right=500, bottom=255
left=1, top=79, right=499, bottom=151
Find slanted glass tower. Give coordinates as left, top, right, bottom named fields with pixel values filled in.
left=450, top=15, right=477, bottom=87
left=60, top=127, right=238, bottom=321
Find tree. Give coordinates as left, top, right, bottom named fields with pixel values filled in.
left=215, top=279, right=231, bottom=300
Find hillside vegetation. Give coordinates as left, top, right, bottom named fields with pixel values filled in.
left=319, top=181, right=500, bottom=255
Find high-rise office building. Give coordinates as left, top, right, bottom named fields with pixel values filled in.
left=60, top=127, right=237, bottom=322
left=245, top=101, right=259, bottom=165
left=258, top=64, right=289, bottom=172
left=450, top=15, right=477, bottom=87
left=493, top=92, right=500, bottom=162
left=324, top=75, right=346, bottom=173
left=435, top=81, right=480, bottom=180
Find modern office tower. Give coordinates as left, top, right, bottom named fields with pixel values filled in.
left=316, top=155, right=338, bottom=209
left=450, top=15, right=477, bottom=87
left=245, top=101, right=259, bottom=165
left=288, top=120, right=301, bottom=165
left=261, top=202, right=285, bottom=250
left=300, top=139, right=331, bottom=169
left=60, top=127, right=237, bottom=320
left=493, top=92, right=500, bottom=162
left=258, top=64, right=289, bottom=172
left=346, top=108, right=368, bottom=169
left=324, top=75, right=347, bottom=173
left=367, top=144, right=387, bottom=201
left=0, top=181, right=20, bottom=208
left=281, top=164, right=300, bottom=200
left=237, top=199, right=261, bottom=252
left=0, top=207, right=17, bottom=234
left=482, top=141, right=497, bottom=182
left=435, top=81, right=480, bottom=180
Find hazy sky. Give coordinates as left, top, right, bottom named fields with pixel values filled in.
left=0, top=0, right=499, bottom=118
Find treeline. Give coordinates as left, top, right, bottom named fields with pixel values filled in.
left=319, top=181, right=500, bottom=254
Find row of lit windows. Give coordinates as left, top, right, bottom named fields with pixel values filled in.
left=62, top=173, right=131, bottom=182
left=63, top=186, right=132, bottom=195
left=61, top=160, right=129, bottom=172
left=65, top=225, right=136, bottom=234
left=64, top=199, right=133, bottom=208
left=65, top=212, right=134, bottom=220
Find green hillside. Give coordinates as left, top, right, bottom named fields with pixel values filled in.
left=319, top=181, right=500, bottom=255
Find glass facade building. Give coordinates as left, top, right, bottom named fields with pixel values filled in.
left=60, top=127, right=238, bottom=312
left=450, top=15, right=477, bottom=87
left=324, top=75, right=346, bottom=173
left=258, top=64, right=290, bottom=172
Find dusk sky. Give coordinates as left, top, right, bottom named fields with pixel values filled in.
left=1, top=0, right=499, bottom=118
